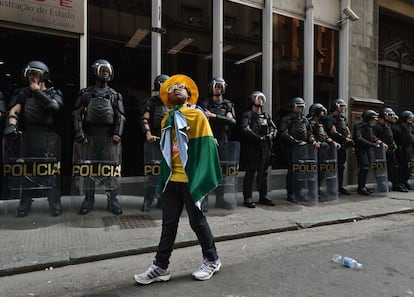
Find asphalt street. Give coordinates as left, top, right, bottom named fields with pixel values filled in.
left=1, top=212, right=413, bottom=297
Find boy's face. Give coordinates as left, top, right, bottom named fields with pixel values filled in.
left=167, top=83, right=189, bottom=106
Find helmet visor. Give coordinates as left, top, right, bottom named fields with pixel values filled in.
left=24, top=67, right=44, bottom=79
left=96, top=64, right=113, bottom=81
left=252, top=94, right=266, bottom=103
left=212, top=81, right=225, bottom=90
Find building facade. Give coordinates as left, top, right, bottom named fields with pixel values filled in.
left=0, top=0, right=413, bottom=187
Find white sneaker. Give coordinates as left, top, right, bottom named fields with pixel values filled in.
left=192, top=258, right=221, bottom=281
left=134, top=264, right=171, bottom=285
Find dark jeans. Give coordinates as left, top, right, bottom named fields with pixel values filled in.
left=155, top=181, right=218, bottom=269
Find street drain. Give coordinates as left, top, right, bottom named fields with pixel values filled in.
left=102, top=214, right=159, bottom=230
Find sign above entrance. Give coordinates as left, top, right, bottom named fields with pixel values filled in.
left=0, top=0, right=84, bottom=34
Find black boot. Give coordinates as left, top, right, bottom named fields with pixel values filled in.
left=258, top=195, right=275, bottom=206
left=243, top=197, right=256, bottom=208
left=141, top=196, right=154, bottom=212
left=141, top=184, right=156, bottom=212
left=214, top=186, right=235, bottom=210
left=79, top=195, right=95, bottom=215
left=258, top=182, right=275, bottom=206
left=107, top=192, right=122, bottom=215
left=16, top=197, right=33, bottom=217
left=48, top=198, right=62, bottom=217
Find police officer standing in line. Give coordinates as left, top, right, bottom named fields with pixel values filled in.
left=393, top=110, right=414, bottom=190
left=241, top=91, right=277, bottom=208
left=200, top=77, right=236, bottom=210
left=374, top=107, right=407, bottom=192
left=279, top=97, right=319, bottom=202
left=353, top=109, right=388, bottom=195
left=325, top=99, right=354, bottom=195
left=308, top=103, right=341, bottom=193
left=140, top=74, right=169, bottom=212
left=4, top=61, right=63, bottom=217
left=72, top=59, right=126, bottom=215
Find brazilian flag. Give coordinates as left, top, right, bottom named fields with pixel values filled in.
left=157, top=104, right=222, bottom=205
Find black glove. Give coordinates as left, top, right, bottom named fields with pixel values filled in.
left=74, top=131, right=87, bottom=144
left=3, top=124, right=19, bottom=139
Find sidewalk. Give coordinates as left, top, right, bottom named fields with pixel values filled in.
left=0, top=184, right=413, bottom=277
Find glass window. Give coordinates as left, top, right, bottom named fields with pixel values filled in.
left=272, top=14, right=304, bottom=120
left=223, top=1, right=262, bottom=120
left=162, top=0, right=213, bottom=99
left=314, top=25, right=339, bottom=109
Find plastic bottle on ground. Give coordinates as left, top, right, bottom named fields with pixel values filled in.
left=332, top=254, right=363, bottom=270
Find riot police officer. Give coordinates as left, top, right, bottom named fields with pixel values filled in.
left=325, top=99, right=354, bottom=195
left=201, top=77, right=236, bottom=210
left=141, top=74, right=169, bottom=212
left=393, top=110, right=414, bottom=190
left=353, top=109, right=388, bottom=195
left=374, top=107, right=407, bottom=192
left=241, top=91, right=276, bottom=208
left=72, top=59, right=126, bottom=215
left=279, top=97, right=319, bottom=202
left=3, top=61, right=63, bottom=217
left=308, top=103, right=341, bottom=196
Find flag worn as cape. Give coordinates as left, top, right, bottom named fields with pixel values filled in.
left=157, top=104, right=222, bottom=208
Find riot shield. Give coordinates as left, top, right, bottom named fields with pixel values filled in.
left=143, top=141, right=162, bottom=209
left=2, top=131, right=61, bottom=201
left=368, top=144, right=389, bottom=195
left=318, top=144, right=339, bottom=201
left=72, top=136, right=122, bottom=198
left=215, top=141, right=240, bottom=209
left=291, top=144, right=319, bottom=206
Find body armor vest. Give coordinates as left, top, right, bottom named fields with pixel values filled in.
left=85, top=89, right=115, bottom=125
left=337, top=116, right=348, bottom=136
left=290, top=116, right=308, bottom=141
left=361, top=125, right=376, bottom=143
left=250, top=112, right=269, bottom=136
left=23, top=89, right=55, bottom=125
left=310, top=120, right=328, bottom=142
left=151, top=97, right=168, bottom=134
left=379, top=122, right=394, bottom=146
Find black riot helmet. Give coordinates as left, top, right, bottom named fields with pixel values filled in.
left=153, top=74, right=170, bottom=92
left=208, top=77, right=227, bottom=95
left=249, top=91, right=266, bottom=107
left=399, top=110, right=414, bottom=123
left=290, top=97, right=305, bottom=110
left=379, top=107, right=398, bottom=123
left=330, top=98, right=347, bottom=112
left=91, top=59, right=114, bottom=82
left=362, top=109, right=379, bottom=122
left=308, top=103, right=327, bottom=117
left=22, top=61, right=50, bottom=84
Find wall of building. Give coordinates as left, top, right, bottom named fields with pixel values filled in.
left=349, top=0, right=379, bottom=100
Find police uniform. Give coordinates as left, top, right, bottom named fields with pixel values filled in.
left=279, top=97, right=316, bottom=202
left=72, top=59, right=125, bottom=215
left=374, top=108, right=407, bottom=192
left=3, top=61, right=63, bottom=217
left=140, top=74, right=169, bottom=212
left=353, top=110, right=382, bottom=195
left=325, top=99, right=353, bottom=195
left=392, top=111, right=414, bottom=190
left=241, top=91, right=276, bottom=208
